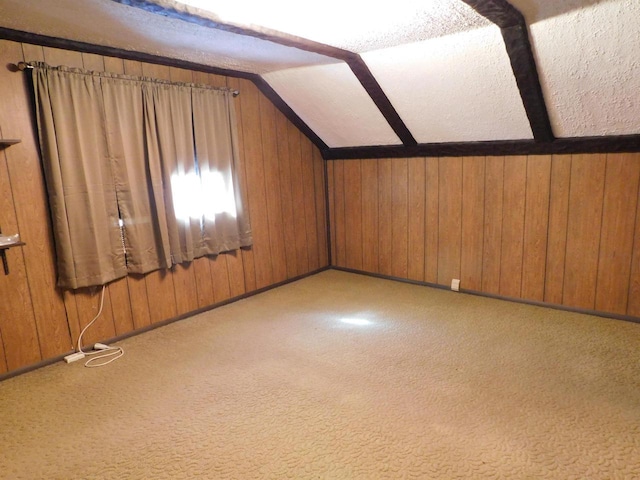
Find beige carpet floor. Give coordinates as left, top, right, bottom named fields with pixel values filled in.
left=1, top=270, right=639, bottom=479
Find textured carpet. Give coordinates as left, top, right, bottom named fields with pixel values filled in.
left=1, top=270, right=639, bottom=479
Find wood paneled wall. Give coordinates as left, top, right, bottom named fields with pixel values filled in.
left=328, top=154, right=640, bottom=320
left=0, top=40, right=327, bottom=375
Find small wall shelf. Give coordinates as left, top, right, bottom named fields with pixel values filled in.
left=0, top=139, right=21, bottom=148
left=0, top=241, right=25, bottom=275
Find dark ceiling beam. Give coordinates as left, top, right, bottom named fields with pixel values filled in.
left=460, top=0, right=554, bottom=143
left=323, top=135, right=640, bottom=160
left=251, top=76, right=329, bottom=151
left=0, top=27, right=328, bottom=153
left=0, top=27, right=254, bottom=80
left=111, top=0, right=416, bottom=146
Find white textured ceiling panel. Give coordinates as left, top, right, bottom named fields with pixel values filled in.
left=175, top=0, right=491, bottom=53
left=263, top=63, right=402, bottom=148
left=525, top=0, right=640, bottom=137
left=0, top=0, right=337, bottom=73
left=363, top=26, right=533, bottom=144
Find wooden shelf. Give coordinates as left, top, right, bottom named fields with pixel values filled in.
left=0, top=139, right=21, bottom=148
left=0, top=241, right=25, bottom=275
left=0, top=241, right=25, bottom=250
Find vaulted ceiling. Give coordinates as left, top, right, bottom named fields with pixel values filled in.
left=1, top=0, right=639, bottom=158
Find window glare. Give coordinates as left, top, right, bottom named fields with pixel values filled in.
left=171, top=170, right=237, bottom=223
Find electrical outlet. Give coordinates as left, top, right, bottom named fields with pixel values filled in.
left=451, top=279, right=460, bottom=292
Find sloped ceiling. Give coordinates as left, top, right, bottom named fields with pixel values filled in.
left=0, top=0, right=639, bottom=158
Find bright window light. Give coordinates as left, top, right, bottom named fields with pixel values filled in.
left=340, top=318, right=373, bottom=326
left=171, top=170, right=237, bottom=223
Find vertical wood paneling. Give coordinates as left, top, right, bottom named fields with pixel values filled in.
left=461, top=156, right=485, bottom=290
left=438, top=157, right=462, bottom=285
left=424, top=158, right=439, bottom=283
left=82, top=52, right=105, bottom=71
left=361, top=159, right=379, bottom=273
left=259, top=94, right=287, bottom=283
left=313, top=147, right=328, bottom=268
left=238, top=79, right=272, bottom=288
left=391, top=159, right=409, bottom=278
left=108, top=278, right=134, bottom=336
left=595, top=154, right=640, bottom=314
left=300, top=138, right=320, bottom=271
left=0, top=43, right=328, bottom=375
left=407, top=158, right=425, bottom=282
left=1, top=40, right=72, bottom=358
left=333, top=160, right=346, bottom=268
left=378, top=159, right=393, bottom=276
left=75, top=287, right=117, bottom=347
left=288, top=122, right=310, bottom=274
left=628, top=188, right=640, bottom=317
left=499, top=156, right=527, bottom=298
left=275, top=111, right=297, bottom=278
left=344, top=161, right=363, bottom=270
left=227, top=77, right=256, bottom=293
left=327, top=161, right=337, bottom=265
left=211, top=255, right=231, bottom=303
left=225, top=251, right=246, bottom=298
left=521, top=156, right=551, bottom=301
left=544, top=155, right=571, bottom=304
left=0, top=147, right=41, bottom=369
left=563, top=154, right=606, bottom=309
left=482, top=156, right=504, bottom=294
left=0, top=329, right=7, bottom=374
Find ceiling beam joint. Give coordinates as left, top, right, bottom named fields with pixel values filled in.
left=460, top=0, right=554, bottom=142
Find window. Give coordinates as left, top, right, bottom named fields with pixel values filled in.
left=31, top=62, right=252, bottom=289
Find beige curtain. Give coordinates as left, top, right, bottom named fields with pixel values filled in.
left=101, top=75, right=171, bottom=272
left=192, top=87, right=252, bottom=254
left=31, top=63, right=252, bottom=289
left=144, top=83, right=202, bottom=264
left=33, top=66, right=126, bottom=289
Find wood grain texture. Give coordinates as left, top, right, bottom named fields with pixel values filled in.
left=563, top=154, right=606, bottom=309
left=425, top=158, right=439, bottom=284
left=333, top=160, right=346, bottom=268
left=482, top=157, right=505, bottom=294
left=259, top=94, right=287, bottom=283
left=378, top=159, right=393, bottom=276
left=238, top=79, right=273, bottom=289
left=0, top=40, right=71, bottom=357
left=521, top=156, right=551, bottom=301
left=407, top=158, right=425, bottom=282
left=461, top=156, right=485, bottom=290
left=499, top=156, right=527, bottom=298
left=313, top=146, right=329, bottom=268
left=437, top=157, right=462, bottom=285
left=327, top=161, right=336, bottom=265
left=275, top=110, right=297, bottom=278
left=328, top=152, right=640, bottom=322
left=391, top=158, right=409, bottom=278
left=544, top=155, right=571, bottom=304
left=288, top=121, right=310, bottom=274
left=343, top=161, right=363, bottom=270
left=595, top=154, right=640, bottom=314
left=628, top=185, right=640, bottom=317
left=0, top=42, right=328, bottom=374
left=301, top=137, right=320, bottom=271
left=361, top=160, right=379, bottom=273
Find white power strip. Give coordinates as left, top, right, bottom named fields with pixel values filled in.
left=64, top=352, right=86, bottom=363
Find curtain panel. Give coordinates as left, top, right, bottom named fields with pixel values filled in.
left=31, top=63, right=252, bottom=289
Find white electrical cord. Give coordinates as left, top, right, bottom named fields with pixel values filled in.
left=76, top=285, right=124, bottom=368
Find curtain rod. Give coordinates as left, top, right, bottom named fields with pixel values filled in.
left=16, top=61, right=240, bottom=97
